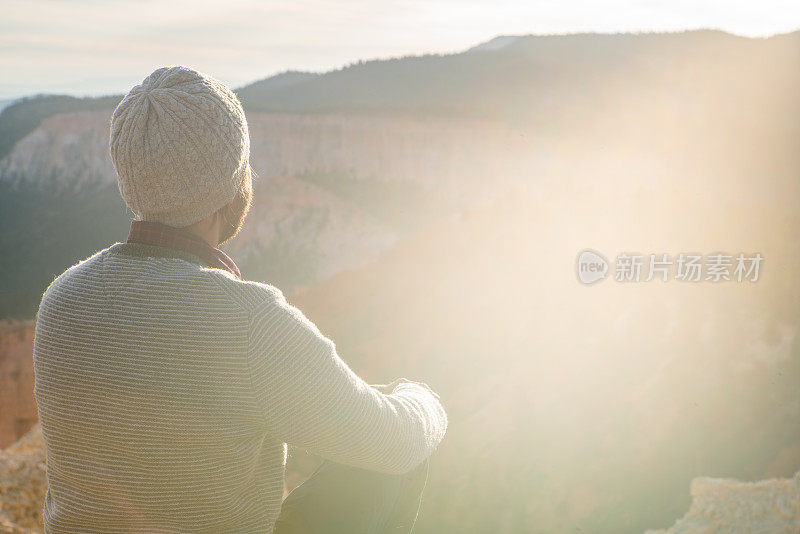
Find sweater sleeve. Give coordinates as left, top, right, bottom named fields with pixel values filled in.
left=246, top=290, right=448, bottom=475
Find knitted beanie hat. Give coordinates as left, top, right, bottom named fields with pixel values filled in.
left=109, top=65, right=251, bottom=227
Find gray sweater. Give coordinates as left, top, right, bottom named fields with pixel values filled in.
left=32, top=241, right=448, bottom=533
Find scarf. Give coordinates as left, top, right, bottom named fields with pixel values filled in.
left=126, top=220, right=242, bottom=281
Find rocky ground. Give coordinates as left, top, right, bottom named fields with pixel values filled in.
left=1, top=422, right=798, bottom=533
left=0, top=424, right=45, bottom=533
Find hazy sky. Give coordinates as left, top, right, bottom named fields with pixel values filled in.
left=2, top=0, right=799, bottom=99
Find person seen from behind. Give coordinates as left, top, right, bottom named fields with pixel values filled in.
left=32, top=65, right=448, bottom=534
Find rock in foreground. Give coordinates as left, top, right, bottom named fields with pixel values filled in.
left=647, top=471, right=800, bottom=534
left=1, top=422, right=800, bottom=534
left=0, top=424, right=45, bottom=533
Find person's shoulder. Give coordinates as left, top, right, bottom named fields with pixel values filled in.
left=210, top=274, right=320, bottom=335
left=204, top=271, right=288, bottom=315
left=43, top=243, right=118, bottom=293
left=37, top=243, right=120, bottom=316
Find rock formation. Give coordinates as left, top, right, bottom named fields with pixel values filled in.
left=0, top=321, right=37, bottom=450
left=646, top=472, right=800, bottom=534
left=0, top=109, right=535, bottom=208
left=0, top=423, right=45, bottom=533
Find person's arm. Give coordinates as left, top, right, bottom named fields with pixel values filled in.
left=246, top=290, right=448, bottom=475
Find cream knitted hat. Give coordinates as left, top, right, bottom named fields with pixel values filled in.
left=109, top=66, right=251, bottom=227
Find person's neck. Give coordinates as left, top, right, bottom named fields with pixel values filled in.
left=178, top=215, right=221, bottom=248
left=184, top=227, right=219, bottom=248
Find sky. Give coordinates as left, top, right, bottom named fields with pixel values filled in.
left=1, top=0, right=799, bottom=100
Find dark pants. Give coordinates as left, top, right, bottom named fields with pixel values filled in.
left=273, top=457, right=430, bottom=534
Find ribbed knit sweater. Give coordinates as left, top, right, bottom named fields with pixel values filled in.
left=32, top=241, right=448, bottom=533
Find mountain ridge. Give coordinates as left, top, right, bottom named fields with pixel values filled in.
left=3, top=29, right=798, bottom=161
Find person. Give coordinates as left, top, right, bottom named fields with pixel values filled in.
left=32, top=65, right=448, bottom=533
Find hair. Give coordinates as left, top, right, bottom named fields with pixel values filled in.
left=217, top=165, right=255, bottom=245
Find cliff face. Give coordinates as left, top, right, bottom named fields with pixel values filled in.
left=0, top=320, right=37, bottom=450
left=0, top=109, right=535, bottom=206
left=245, top=112, right=537, bottom=207
left=0, top=111, right=112, bottom=192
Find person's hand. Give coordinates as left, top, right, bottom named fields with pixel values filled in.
left=370, top=377, right=441, bottom=400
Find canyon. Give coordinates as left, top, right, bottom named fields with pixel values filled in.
left=1, top=30, right=799, bottom=533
